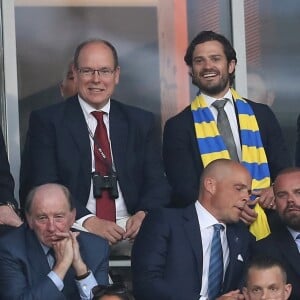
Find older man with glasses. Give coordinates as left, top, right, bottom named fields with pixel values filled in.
left=20, top=39, right=170, bottom=257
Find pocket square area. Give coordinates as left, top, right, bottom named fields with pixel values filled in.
left=237, top=254, right=244, bottom=262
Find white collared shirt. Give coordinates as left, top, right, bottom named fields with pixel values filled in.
left=202, top=89, right=242, bottom=161
left=287, top=227, right=300, bottom=252
left=195, top=201, right=229, bottom=299
left=76, top=96, right=129, bottom=228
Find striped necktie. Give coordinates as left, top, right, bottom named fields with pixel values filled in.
left=208, top=224, right=224, bottom=299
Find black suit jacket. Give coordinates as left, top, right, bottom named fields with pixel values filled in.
left=20, top=96, right=170, bottom=218
left=163, top=99, right=291, bottom=207
left=0, top=126, right=17, bottom=206
left=0, top=224, right=109, bottom=300
left=254, top=226, right=300, bottom=300
left=132, top=204, right=255, bottom=300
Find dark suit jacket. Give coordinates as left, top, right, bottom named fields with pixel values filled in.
left=131, top=204, right=255, bottom=300
left=20, top=96, right=170, bottom=218
left=254, top=226, right=300, bottom=300
left=0, top=126, right=17, bottom=206
left=163, top=99, right=291, bottom=207
left=0, top=224, right=109, bottom=300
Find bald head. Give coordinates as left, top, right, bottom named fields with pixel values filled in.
left=199, top=159, right=252, bottom=223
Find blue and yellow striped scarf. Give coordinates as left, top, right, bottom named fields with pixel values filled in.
left=191, top=88, right=270, bottom=240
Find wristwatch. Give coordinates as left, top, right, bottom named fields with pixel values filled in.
left=0, top=201, right=19, bottom=215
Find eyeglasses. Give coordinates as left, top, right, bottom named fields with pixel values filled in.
left=78, top=67, right=116, bottom=78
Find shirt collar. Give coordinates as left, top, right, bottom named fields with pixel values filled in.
left=195, top=201, right=226, bottom=230
left=78, top=95, right=111, bottom=119
left=201, top=89, right=234, bottom=108
left=287, top=226, right=300, bottom=241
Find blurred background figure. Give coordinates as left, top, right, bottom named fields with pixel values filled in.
left=60, top=59, right=77, bottom=99
left=247, top=66, right=275, bottom=107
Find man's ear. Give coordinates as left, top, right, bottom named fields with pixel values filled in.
left=284, top=283, right=292, bottom=299
left=204, top=177, right=216, bottom=195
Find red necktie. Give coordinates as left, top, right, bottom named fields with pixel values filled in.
left=91, top=111, right=116, bottom=222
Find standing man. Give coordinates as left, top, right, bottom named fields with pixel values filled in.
left=163, top=31, right=290, bottom=239
left=132, top=159, right=254, bottom=300
left=242, top=256, right=292, bottom=300
left=0, top=126, right=22, bottom=233
left=0, top=183, right=109, bottom=299
left=254, top=168, right=300, bottom=300
left=20, top=39, right=170, bottom=251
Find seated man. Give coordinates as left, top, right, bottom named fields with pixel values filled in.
left=254, top=168, right=300, bottom=299
left=132, top=159, right=255, bottom=300
left=0, top=126, right=22, bottom=234
left=243, top=255, right=292, bottom=300
left=92, top=283, right=134, bottom=300
left=0, top=183, right=109, bottom=300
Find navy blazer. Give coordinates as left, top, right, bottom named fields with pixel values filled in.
left=254, top=225, right=300, bottom=300
left=20, top=96, right=170, bottom=218
left=132, top=204, right=255, bottom=300
left=0, top=126, right=17, bottom=206
left=163, top=99, right=291, bottom=207
left=0, top=224, right=109, bottom=300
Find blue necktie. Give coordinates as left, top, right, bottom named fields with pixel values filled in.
left=208, top=224, right=224, bottom=299
left=295, top=234, right=300, bottom=253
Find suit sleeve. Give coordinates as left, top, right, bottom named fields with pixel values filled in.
left=295, top=114, right=300, bottom=167
left=0, top=127, right=17, bottom=206
left=163, top=115, right=200, bottom=207
left=132, top=210, right=175, bottom=300
left=0, top=247, right=66, bottom=300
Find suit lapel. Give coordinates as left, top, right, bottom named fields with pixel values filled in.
left=26, top=228, right=51, bottom=282
left=275, top=227, right=300, bottom=275
left=182, top=205, right=203, bottom=285
left=64, top=97, right=91, bottom=183
left=109, top=100, right=128, bottom=176
left=223, top=224, right=242, bottom=290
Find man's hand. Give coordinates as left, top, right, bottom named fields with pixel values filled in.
left=216, top=289, right=245, bottom=300
left=83, top=216, right=125, bottom=244
left=123, top=211, right=146, bottom=240
left=252, top=186, right=275, bottom=209
left=240, top=199, right=258, bottom=225
left=52, top=232, right=74, bottom=280
left=0, top=205, right=23, bottom=227
left=70, top=231, right=88, bottom=277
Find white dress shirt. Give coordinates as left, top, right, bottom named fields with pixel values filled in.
left=195, top=201, right=229, bottom=300
left=76, top=96, right=130, bottom=229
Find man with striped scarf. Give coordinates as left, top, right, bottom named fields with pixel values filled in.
left=163, top=31, right=291, bottom=240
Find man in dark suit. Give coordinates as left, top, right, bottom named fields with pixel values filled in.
left=20, top=39, right=170, bottom=249
left=163, top=31, right=290, bottom=229
left=132, top=159, right=255, bottom=300
left=254, top=168, right=300, bottom=300
left=0, top=183, right=109, bottom=300
left=0, top=126, right=23, bottom=233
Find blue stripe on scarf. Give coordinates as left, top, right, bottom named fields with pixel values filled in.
left=240, top=130, right=264, bottom=147
left=242, top=162, right=270, bottom=180
left=198, top=136, right=226, bottom=154
left=192, top=107, right=215, bottom=123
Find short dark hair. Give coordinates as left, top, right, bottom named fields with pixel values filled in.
left=73, top=38, right=119, bottom=69
left=92, top=283, right=134, bottom=300
left=184, top=30, right=237, bottom=85
left=25, top=183, right=74, bottom=215
left=244, top=255, right=288, bottom=286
